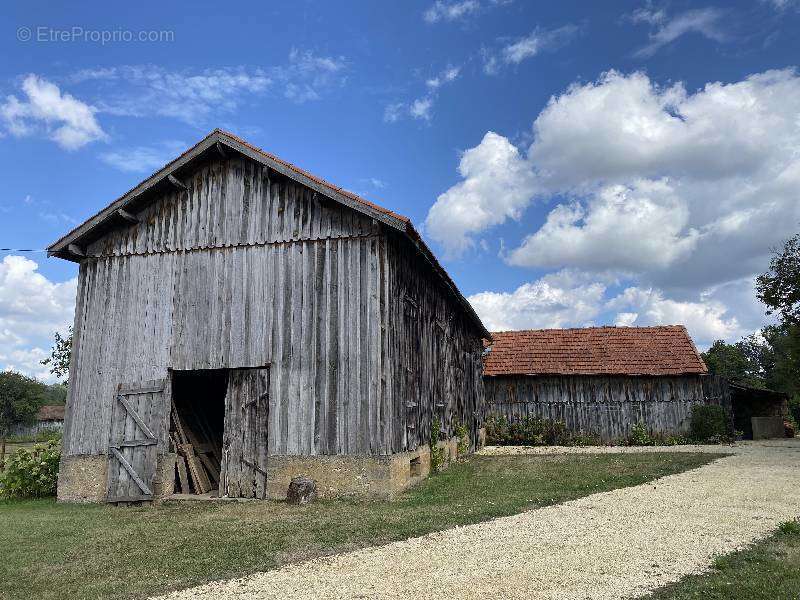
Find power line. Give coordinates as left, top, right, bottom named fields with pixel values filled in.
left=0, top=248, right=48, bottom=253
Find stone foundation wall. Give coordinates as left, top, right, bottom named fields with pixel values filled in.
left=57, top=454, right=108, bottom=503
left=265, top=435, right=471, bottom=500
left=58, top=434, right=478, bottom=503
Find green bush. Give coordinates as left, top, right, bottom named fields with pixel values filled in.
left=626, top=422, right=655, bottom=446
left=429, top=420, right=445, bottom=473
left=454, top=422, right=469, bottom=457
left=689, top=404, right=732, bottom=443
left=0, top=440, right=60, bottom=499
left=485, top=415, right=598, bottom=447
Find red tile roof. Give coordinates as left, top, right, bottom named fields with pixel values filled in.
left=37, top=405, right=65, bottom=421
left=484, top=326, right=707, bottom=377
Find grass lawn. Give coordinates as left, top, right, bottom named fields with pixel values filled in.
left=0, top=452, right=717, bottom=600
left=645, top=521, right=800, bottom=599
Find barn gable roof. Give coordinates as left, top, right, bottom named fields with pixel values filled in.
left=484, top=326, right=708, bottom=377
left=47, top=129, right=489, bottom=338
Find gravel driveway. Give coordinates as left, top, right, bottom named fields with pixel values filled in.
left=152, top=439, right=800, bottom=600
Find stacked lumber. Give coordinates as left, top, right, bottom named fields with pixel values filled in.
left=169, top=403, right=221, bottom=494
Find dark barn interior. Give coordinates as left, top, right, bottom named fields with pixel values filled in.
left=170, top=370, right=228, bottom=495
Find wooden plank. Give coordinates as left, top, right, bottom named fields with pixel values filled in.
left=114, top=438, right=157, bottom=448
left=176, top=456, right=190, bottom=494
left=117, top=209, right=139, bottom=224
left=168, top=174, right=187, bottom=190
left=110, top=447, right=152, bottom=496
left=179, top=444, right=211, bottom=493
left=68, top=243, right=85, bottom=257
left=116, top=395, right=156, bottom=440
left=198, top=453, right=220, bottom=485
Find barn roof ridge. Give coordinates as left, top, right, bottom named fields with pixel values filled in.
left=47, top=129, right=489, bottom=338
left=484, top=325, right=708, bottom=377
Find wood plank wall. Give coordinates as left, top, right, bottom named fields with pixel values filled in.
left=65, top=157, right=394, bottom=457
left=64, top=155, right=484, bottom=460
left=484, top=374, right=712, bottom=442
left=385, top=232, right=486, bottom=452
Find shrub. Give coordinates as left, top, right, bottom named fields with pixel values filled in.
left=626, top=422, right=655, bottom=446
left=454, top=422, right=469, bottom=457
left=429, top=420, right=445, bottom=473
left=485, top=415, right=598, bottom=447
left=0, top=440, right=60, bottom=499
left=689, top=404, right=732, bottom=443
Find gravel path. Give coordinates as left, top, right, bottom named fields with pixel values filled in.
left=152, top=440, right=800, bottom=600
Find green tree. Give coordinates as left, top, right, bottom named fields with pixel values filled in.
left=0, top=371, right=44, bottom=465
left=701, top=338, right=767, bottom=388
left=757, top=233, right=800, bottom=326
left=41, top=327, right=72, bottom=385
left=756, top=235, right=800, bottom=424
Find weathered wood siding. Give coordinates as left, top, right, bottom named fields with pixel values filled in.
left=485, top=374, right=709, bottom=441
left=386, top=232, right=485, bottom=452
left=64, top=156, right=394, bottom=457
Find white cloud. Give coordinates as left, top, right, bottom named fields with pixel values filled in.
left=409, top=97, right=434, bottom=121
left=385, top=65, right=461, bottom=123
left=502, top=25, right=580, bottom=64
left=632, top=7, right=727, bottom=58
left=482, top=24, right=579, bottom=74
left=508, top=179, right=699, bottom=271
left=426, top=69, right=800, bottom=286
left=0, top=256, right=76, bottom=382
left=385, top=97, right=435, bottom=122
left=423, top=0, right=480, bottom=23
left=469, top=270, right=607, bottom=331
left=427, top=68, right=800, bottom=342
left=607, top=286, right=745, bottom=347
left=469, top=268, right=749, bottom=347
left=426, top=66, right=461, bottom=89
left=0, top=74, right=106, bottom=150
left=99, top=140, right=187, bottom=173
left=424, top=132, right=536, bottom=257
left=70, top=51, right=346, bottom=124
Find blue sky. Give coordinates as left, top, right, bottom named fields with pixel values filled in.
left=1, top=0, right=800, bottom=380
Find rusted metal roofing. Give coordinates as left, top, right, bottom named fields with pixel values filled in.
left=37, top=405, right=65, bottom=421
left=484, top=326, right=708, bottom=377
left=46, top=129, right=489, bottom=338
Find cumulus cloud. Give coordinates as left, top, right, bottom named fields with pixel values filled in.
left=0, top=256, right=76, bottom=382
left=424, top=132, right=536, bottom=257
left=607, top=286, right=745, bottom=346
left=507, top=179, right=699, bottom=271
left=469, top=270, right=607, bottom=331
left=428, top=68, right=800, bottom=343
left=423, top=0, right=480, bottom=23
left=468, top=268, right=748, bottom=347
left=426, top=69, right=800, bottom=285
left=0, top=74, right=106, bottom=150
left=631, top=7, right=728, bottom=58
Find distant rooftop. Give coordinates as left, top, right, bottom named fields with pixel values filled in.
left=484, top=326, right=708, bottom=377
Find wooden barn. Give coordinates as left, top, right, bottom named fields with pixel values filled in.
left=483, top=326, right=712, bottom=442
left=48, top=129, right=489, bottom=503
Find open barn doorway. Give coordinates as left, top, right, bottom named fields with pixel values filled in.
left=170, top=369, right=228, bottom=496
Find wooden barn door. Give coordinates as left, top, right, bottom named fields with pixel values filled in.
left=107, top=379, right=170, bottom=502
left=220, top=368, right=270, bottom=499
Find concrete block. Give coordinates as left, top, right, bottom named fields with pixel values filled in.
left=57, top=454, right=108, bottom=503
